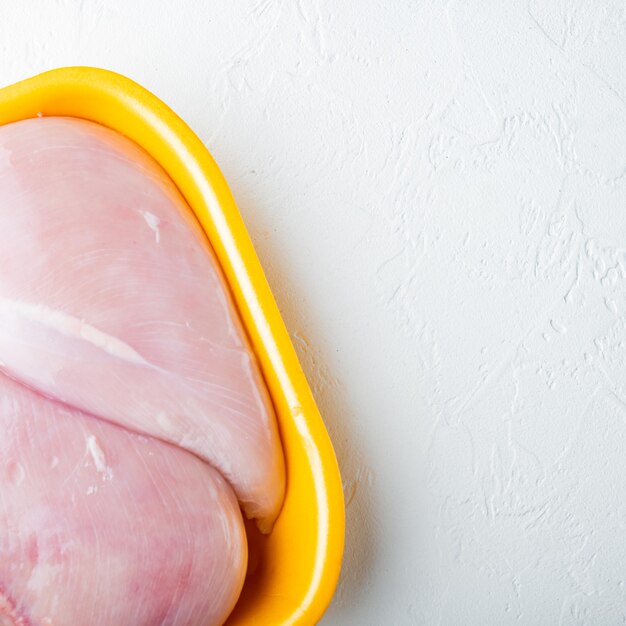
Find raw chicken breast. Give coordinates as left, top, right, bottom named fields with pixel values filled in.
left=0, top=372, right=246, bottom=626
left=0, top=116, right=287, bottom=625
left=0, top=117, right=285, bottom=528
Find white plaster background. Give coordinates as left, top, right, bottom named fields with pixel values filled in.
left=2, top=1, right=626, bottom=624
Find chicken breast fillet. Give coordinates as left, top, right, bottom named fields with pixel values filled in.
left=0, top=117, right=286, bottom=625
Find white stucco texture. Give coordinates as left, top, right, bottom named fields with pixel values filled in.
left=2, top=1, right=626, bottom=624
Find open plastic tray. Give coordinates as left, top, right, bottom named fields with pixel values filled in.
left=0, top=67, right=344, bottom=626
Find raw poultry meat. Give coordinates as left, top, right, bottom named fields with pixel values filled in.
left=0, top=117, right=286, bottom=625
left=0, top=116, right=285, bottom=526
left=0, top=372, right=246, bottom=626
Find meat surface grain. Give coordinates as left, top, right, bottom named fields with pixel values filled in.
left=0, top=117, right=286, bottom=625
left=0, top=374, right=246, bottom=626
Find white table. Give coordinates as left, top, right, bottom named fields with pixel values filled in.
left=3, top=2, right=625, bottom=624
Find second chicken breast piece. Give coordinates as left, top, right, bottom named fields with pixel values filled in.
left=0, top=372, right=247, bottom=626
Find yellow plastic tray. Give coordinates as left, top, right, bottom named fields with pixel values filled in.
left=0, top=67, right=344, bottom=626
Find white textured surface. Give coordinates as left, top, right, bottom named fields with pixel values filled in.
left=3, top=2, right=626, bottom=624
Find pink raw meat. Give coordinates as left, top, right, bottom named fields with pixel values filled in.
left=0, top=117, right=286, bottom=625
left=0, top=373, right=246, bottom=626
left=0, top=117, right=285, bottom=528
